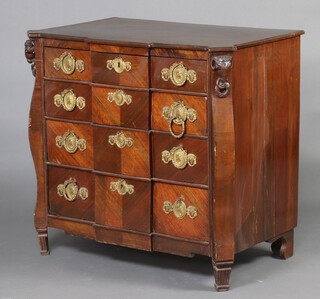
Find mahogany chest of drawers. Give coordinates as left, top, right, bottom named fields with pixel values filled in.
left=25, top=18, right=303, bottom=291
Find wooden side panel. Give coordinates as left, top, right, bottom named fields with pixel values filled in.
left=44, top=47, right=91, bottom=81
left=92, top=86, right=149, bottom=130
left=152, top=92, right=207, bottom=137
left=233, top=37, right=300, bottom=252
left=153, top=183, right=209, bottom=241
left=92, top=52, right=149, bottom=88
left=94, top=127, right=150, bottom=177
left=48, top=166, right=94, bottom=221
left=46, top=120, right=93, bottom=168
left=153, top=133, right=208, bottom=184
left=151, top=57, right=207, bottom=92
left=45, top=80, right=91, bottom=121
left=95, top=175, right=151, bottom=232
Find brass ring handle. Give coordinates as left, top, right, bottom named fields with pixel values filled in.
left=162, top=145, right=197, bottom=169
left=161, top=62, right=197, bottom=87
left=110, top=179, right=134, bottom=195
left=162, top=101, right=197, bottom=139
left=54, top=89, right=86, bottom=111
left=57, top=178, right=88, bottom=202
left=108, top=131, right=133, bottom=149
left=53, top=52, right=85, bottom=75
left=107, top=90, right=132, bottom=106
left=55, top=131, right=86, bottom=154
left=106, top=56, right=132, bottom=73
left=163, top=196, right=197, bottom=219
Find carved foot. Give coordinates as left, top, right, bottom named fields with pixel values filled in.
left=37, top=229, right=50, bottom=255
left=212, top=260, right=233, bottom=291
left=270, top=230, right=294, bottom=260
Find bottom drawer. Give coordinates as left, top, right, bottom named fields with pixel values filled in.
left=153, top=183, right=209, bottom=241
left=48, top=166, right=94, bottom=221
left=95, top=175, right=151, bottom=233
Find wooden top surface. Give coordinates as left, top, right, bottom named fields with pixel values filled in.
left=28, top=17, right=304, bottom=51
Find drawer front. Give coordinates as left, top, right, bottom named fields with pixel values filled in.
left=94, top=127, right=150, bottom=177
left=95, top=175, right=151, bottom=232
left=153, top=133, right=208, bottom=184
left=46, top=120, right=93, bottom=168
left=92, top=52, right=149, bottom=88
left=151, top=57, right=207, bottom=93
left=44, top=47, right=90, bottom=81
left=48, top=166, right=94, bottom=221
left=92, top=86, right=149, bottom=130
left=45, top=81, right=91, bottom=121
left=153, top=183, right=209, bottom=241
left=152, top=92, right=207, bottom=137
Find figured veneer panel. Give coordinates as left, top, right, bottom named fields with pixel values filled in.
left=151, top=57, right=207, bottom=92
left=92, top=52, right=149, bottom=88
left=92, top=86, right=149, bottom=129
left=48, top=166, right=94, bottom=221
left=94, top=127, right=150, bottom=177
left=95, top=175, right=151, bottom=232
left=152, top=92, right=207, bottom=137
left=45, top=80, right=91, bottom=121
left=46, top=120, right=93, bottom=168
left=44, top=47, right=91, bottom=81
left=153, top=183, right=209, bottom=241
left=153, top=133, right=208, bottom=184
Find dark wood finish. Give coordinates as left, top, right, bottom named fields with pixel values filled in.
left=45, top=80, right=91, bottom=121
left=92, top=52, right=148, bottom=88
left=95, top=175, right=151, bottom=232
left=46, top=120, right=93, bottom=168
left=152, top=92, right=207, bottom=137
left=26, top=18, right=303, bottom=292
left=152, top=234, right=210, bottom=257
left=153, top=132, right=208, bottom=184
left=151, top=57, right=207, bottom=93
left=94, top=126, right=150, bottom=177
left=48, top=166, right=94, bottom=221
left=92, top=86, right=149, bottom=129
left=44, top=47, right=91, bottom=81
left=153, top=183, right=209, bottom=241
left=95, top=226, right=151, bottom=251
left=28, top=17, right=303, bottom=51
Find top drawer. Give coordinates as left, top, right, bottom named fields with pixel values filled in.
left=92, top=53, right=149, bottom=88
left=151, top=57, right=207, bottom=93
left=44, top=48, right=91, bottom=81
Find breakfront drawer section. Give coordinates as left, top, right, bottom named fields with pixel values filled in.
left=44, top=47, right=91, bottom=81
left=45, top=81, right=91, bottom=121
left=92, top=52, right=149, bottom=88
left=48, top=166, right=94, bottom=221
left=94, top=127, right=150, bottom=177
left=153, top=133, right=208, bottom=184
left=46, top=120, right=93, bottom=168
left=153, top=183, right=209, bottom=241
left=92, top=86, right=149, bottom=129
left=95, top=175, right=151, bottom=232
left=152, top=92, right=207, bottom=137
left=151, top=57, right=207, bottom=92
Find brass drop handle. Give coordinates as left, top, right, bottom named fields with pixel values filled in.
left=108, top=131, right=133, bottom=149
left=57, top=178, right=88, bottom=202
left=162, top=101, right=197, bottom=139
left=163, top=196, right=197, bottom=219
left=162, top=145, right=197, bottom=169
left=55, top=131, right=86, bottom=154
left=53, top=52, right=85, bottom=75
left=161, top=62, right=197, bottom=87
left=106, top=56, right=132, bottom=73
left=107, top=90, right=132, bottom=106
left=110, top=179, right=134, bottom=195
left=54, top=89, right=86, bottom=111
